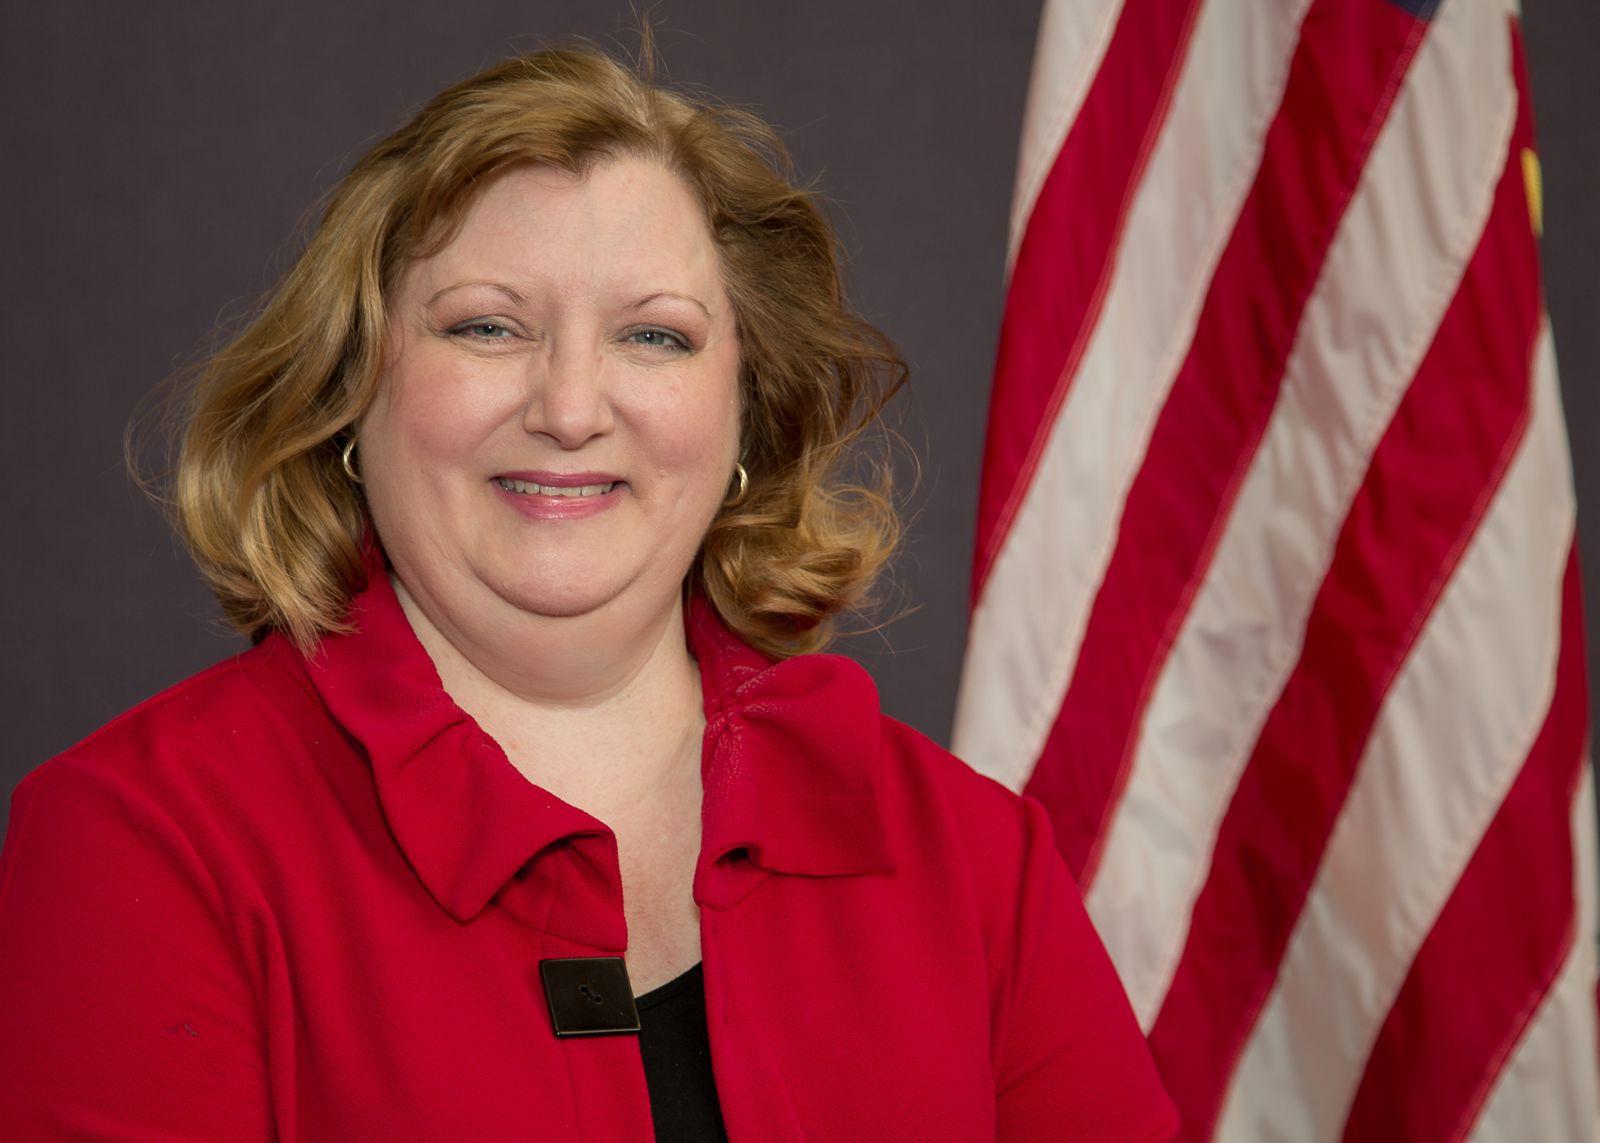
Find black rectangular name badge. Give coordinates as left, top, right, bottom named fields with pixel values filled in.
left=540, top=956, right=642, bottom=1037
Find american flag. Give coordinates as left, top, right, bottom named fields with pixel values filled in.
left=952, top=0, right=1600, bottom=1137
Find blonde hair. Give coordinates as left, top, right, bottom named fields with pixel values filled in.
left=162, top=36, right=906, bottom=657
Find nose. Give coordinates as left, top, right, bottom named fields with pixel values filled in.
left=521, top=336, right=614, bottom=448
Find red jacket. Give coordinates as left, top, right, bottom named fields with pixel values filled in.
left=0, top=543, right=1177, bottom=1141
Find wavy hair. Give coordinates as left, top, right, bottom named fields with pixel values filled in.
left=157, top=34, right=907, bottom=657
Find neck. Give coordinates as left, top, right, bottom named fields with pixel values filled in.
left=390, top=571, right=705, bottom=810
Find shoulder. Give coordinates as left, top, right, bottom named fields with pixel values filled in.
left=0, top=662, right=280, bottom=1139
left=8, top=638, right=324, bottom=864
left=35, top=638, right=304, bottom=773
left=870, top=717, right=1177, bottom=1138
left=873, top=711, right=1059, bottom=890
left=874, top=712, right=1020, bottom=815
left=866, top=708, right=1107, bottom=989
left=757, top=647, right=1059, bottom=894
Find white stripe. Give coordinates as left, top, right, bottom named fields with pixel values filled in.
left=1467, top=762, right=1600, bottom=1140
left=1086, top=0, right=1520, bottom=1029
left=952, top=0, right=1313, bottom=790
left=1215, top=320, right=1572, bottom=1138
left=1004, top=0, right=1125, bottom=275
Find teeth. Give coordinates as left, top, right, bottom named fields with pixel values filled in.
left=496, top=478, right=616, bottom=498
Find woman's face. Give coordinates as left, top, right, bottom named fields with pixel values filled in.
left=357, top=157, right=742, bottom=630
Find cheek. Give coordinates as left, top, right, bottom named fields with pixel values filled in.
left=372, top=354, right=508, bottom=472
left=633, top=373, right=741, bottom=487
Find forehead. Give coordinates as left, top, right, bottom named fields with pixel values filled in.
left=405, top=158, right=725, bottom=304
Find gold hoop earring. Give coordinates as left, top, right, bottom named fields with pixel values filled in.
left=340, top=436, right=362, bottom=485
left=723, top=462, right=749, bottom=508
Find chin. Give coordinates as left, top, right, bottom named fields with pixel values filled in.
left=497, top=580, right=619, bottom=619
left=485, top=559, right=635, bottom=619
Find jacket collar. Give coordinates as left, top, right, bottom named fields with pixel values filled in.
left=275, top=537, right=896, bottom=923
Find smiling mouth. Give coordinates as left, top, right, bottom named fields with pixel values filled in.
left=493, top=477, right=620, bottom=498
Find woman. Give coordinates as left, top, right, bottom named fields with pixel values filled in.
left=0, top=42, right=1177, bottom=1142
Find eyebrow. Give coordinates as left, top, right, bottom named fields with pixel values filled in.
left=627, top=291, right=711, bottom=319
left=425, top=281, right=711, bottom=319
left=426, top=280, right=529, bottom=307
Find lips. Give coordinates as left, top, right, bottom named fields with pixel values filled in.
left=493, top=476, right=616, bottom=498
left=493, top=470, right=623, bottom=486
left=491, top=470, right=626, bottom=499
left=489, top=470, right=626, bottom=520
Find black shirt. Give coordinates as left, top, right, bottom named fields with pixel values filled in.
left=636, top=962, right=729, bottom=1142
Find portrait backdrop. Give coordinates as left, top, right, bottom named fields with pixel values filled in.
left=1, top=0, right=1595, bottom=839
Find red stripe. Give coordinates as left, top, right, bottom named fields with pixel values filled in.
left=970, top=0, right=1204, bottom=603
left=1343, top=29, right=1583, bottom=1141
left=1024, top=0, right=1430, bottom=883
left=1147, top=25, right=1545, bottom=1136
left=1340, top=545, right=1588, bottom=1143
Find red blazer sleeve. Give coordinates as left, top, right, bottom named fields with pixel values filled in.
left=0, top=758, right=273, bottom=1140
left=994, top=794, right=1180, bottom=1142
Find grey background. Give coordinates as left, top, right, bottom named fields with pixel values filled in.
left=2, top=1, right=1595, bottom=839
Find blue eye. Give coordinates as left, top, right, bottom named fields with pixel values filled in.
left=450, top=320, right=514, bottom=341
left=626, top=327, right=690, bottom=352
